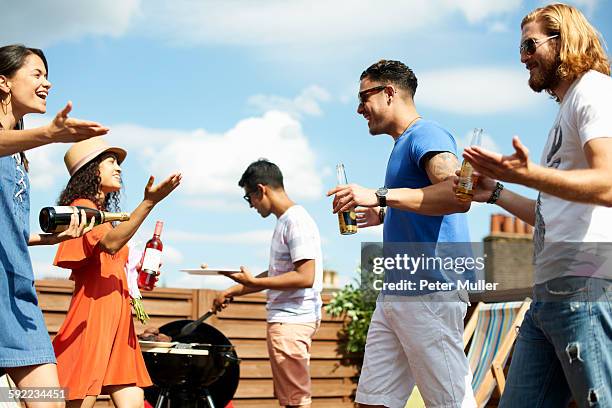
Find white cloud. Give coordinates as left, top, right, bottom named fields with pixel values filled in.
left=449, top=0, right=523, bottom=24
left=248, top=85, right=331, bottom=118
left=20, top=93, right=324, bottom=206
left=418, top=67, right=541, bottom=114
left=20, top=116, right=69, bottom=190
left=136, top=0, right=523, bottom=48
left=166, top=229, right=272, bottom=245
left=161, top=244, right=184, bottom=265
left=456, top=129, right=501, bottom=154
left=488, top=22, right=510, bottom=33
left=564, top=0, right=598, bottom=15
left=3, top=0, right=140, bottom=47
left=107, top=110, right=324, bottom=201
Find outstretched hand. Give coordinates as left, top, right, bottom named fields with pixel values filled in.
left=143, top=172, right=182, bottom=204
left=47, top=101, right=109, bottom=142
left=463, top=136, right=532, bottom=184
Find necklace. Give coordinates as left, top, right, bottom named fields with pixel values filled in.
left=405, top=115, right=421, bottom=131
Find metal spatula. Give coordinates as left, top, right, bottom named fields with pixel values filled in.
left=176, top=299, right=230, bottom=339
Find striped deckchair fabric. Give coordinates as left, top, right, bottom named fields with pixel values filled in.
left=463, top=299, right=531, bottom=408
left=0, top=374, right=20, bottom=408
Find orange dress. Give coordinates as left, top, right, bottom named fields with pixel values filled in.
left=52, top=199, right=152, bottom=400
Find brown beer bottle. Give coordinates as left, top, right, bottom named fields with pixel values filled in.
left=336, top=163, right=358, bottom=235
left=456, top=128, right=483, bottom=201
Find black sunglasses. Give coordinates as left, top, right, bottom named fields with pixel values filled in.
left=520, top=34, right=558, bottom=55
left=243, top=192, right=253, bottom=205
left=358, top=85, right=387, bottom=104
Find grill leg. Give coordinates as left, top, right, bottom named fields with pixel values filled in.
left=155, top=387, right=170, bottom=408
left=202, top=388, right=215, bottom=408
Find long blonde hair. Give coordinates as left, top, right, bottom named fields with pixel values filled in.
left=522, top=3, right=610, bottom=87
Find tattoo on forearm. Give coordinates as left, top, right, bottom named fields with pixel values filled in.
left=426, top=152, right=459, bottom=183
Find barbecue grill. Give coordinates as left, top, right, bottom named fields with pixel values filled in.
left=141, top=319, right=240, bottom=408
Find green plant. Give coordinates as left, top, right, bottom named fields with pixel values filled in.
left=326, top=283, right=374, bottom=354
left=325, top=259, right=380, bottom=365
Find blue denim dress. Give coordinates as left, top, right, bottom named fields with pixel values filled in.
left=0, top=153, right=56, bottom=368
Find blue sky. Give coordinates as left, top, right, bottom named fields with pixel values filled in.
left=6, top=0, right=610, bottom=289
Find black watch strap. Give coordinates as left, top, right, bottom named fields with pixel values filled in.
left=487, top=182, right=504, bottom=204
left=379, top=207, right=385, bottom=224
left=376, top=187, right=388, bottom=207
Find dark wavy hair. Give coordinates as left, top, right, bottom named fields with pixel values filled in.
left=360, top=59, right=418, bottom=98
left=57, top=153, right=121, bottom=212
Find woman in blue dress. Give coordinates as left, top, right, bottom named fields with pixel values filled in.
left=0, top=44, right=108, bottom=407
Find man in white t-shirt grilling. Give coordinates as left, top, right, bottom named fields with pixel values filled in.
left=213, top=159, right=323, bottom=408
left=461, top=4, right=612, bottom=407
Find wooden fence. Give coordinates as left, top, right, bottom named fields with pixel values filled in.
left=35, top=280, right=357, bottom=408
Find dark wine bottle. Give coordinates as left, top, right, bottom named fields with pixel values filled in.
left=137, top=221, right=164, bottom=291
left=39, top=206, right=130, bottom=233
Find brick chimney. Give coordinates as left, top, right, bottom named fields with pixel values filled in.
left=484, top=213, right=534, bottom=290
left=489, top=214, right=533, bottom=237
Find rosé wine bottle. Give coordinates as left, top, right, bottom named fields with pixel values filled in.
left=137, top=221, right=163, bottom=291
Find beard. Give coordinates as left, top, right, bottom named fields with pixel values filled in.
left=528, top=50, right=562, bottom=93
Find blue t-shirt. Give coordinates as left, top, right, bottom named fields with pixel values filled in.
left=380, top=120, right=472, bottom=295
left=383, top=119, right=470, bottom=243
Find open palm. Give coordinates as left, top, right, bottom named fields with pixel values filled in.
left=463, top=136, right=532, bottom=184
left=143, top=173, right=182, bottom=204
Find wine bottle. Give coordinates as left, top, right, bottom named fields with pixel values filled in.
left=137, top=221, right=164, bottom=291
left=456, top=128, right=483, bottom=201
left=39, top=206, right=130, bottom=233
left=336, top=163, right=358, bottom=235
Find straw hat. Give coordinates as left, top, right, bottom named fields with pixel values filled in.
left=64, top=137, right=127, bottom=176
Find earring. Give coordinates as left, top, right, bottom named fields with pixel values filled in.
left=0, top=91, right=11, bottom=115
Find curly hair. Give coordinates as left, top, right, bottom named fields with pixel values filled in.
left=360, top=59, right=418, bottom=98
left=57, top=154, right=121, bottom=212
left=522, top=3, right=610, bottom=99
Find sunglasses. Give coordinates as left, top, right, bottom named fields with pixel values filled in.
left=358, top=85, right=388, bottom=104
left=243, top=192, right=253, bottom=205
left=520, top=34, right=558, bottom=55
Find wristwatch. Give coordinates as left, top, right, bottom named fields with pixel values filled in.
left=375, top=187, right=388, bottom=207
left=487, top=182, right=504, bottom=204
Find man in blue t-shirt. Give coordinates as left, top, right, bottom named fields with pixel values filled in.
left=328, top=60, right=476, bottom=408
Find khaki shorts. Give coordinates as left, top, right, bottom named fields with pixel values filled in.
left=266, top=321, right=320, bottom=406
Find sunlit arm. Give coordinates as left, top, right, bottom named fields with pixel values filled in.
left=249, top=259, right=315, bottom=290
left=0, top=127, right=53, bottom=156
left=386, top=179, right=471, bottom=216
left=524, top=138, right=612, bottom=206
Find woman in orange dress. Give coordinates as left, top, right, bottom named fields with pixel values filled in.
left=51, top=137, right=181, bottom=408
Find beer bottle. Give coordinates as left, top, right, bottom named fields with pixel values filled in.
left=336, top=163, right=358, bottom=235
left=455, top=128, right=483, bottom=201
left=39, top=206, right=130, bottom=233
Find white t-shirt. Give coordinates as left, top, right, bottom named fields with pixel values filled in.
left=534, top=70, right=612, bottom=283
left=266, top=205, right=323, bottom=323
